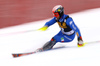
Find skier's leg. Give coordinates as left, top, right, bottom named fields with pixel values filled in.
left=42, top=38, right=56, bottom=51
left=40, top=31, right=62, bottom=51
left=36, top=38, right=56, bottom=52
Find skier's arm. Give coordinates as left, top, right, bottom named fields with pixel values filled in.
left=44, top=17, right=56, bottom=27
left=38, top=17, right=56, bottom=31
left=67, top=18, right=84, bottom=47
left=66, top=18, right=81, bottom=37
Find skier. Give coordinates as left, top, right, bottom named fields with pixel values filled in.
left=37, top=5, right=84, bottom=51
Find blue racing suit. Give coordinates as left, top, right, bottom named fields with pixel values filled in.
left=44, top=14, right=82, bottom=43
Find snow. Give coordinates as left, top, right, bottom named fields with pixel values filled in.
left=0, top=8, right=100, bottom=66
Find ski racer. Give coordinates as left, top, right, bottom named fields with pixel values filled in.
left=37, top=5, right=84, bottom=51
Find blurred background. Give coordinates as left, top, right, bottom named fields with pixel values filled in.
left=0, top=0, right=100, bottom=28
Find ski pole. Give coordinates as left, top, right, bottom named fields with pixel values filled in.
left=0, top=29, right=38, bottom=36
left=84, top=40, right=100, bottom=44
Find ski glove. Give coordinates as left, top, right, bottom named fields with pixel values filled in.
left=38, top=26, right=48, bottom=31
left=77, top=36, right=85, bottom=47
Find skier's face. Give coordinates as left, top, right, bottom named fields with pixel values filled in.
left=53, top=12, right=60, bottom=19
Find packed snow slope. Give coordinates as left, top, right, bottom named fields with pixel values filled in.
left=0, top=8, right=100, bottom=66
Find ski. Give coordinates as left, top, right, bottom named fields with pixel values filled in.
left=12, top=51, right=36, bottom=58
left=12, top=46, right=65, bottom=58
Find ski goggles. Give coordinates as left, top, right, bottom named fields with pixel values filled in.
left=53, top=12, right=59, bottom=17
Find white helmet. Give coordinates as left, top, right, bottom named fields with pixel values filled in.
left=52, top=5, right=64, bottom=17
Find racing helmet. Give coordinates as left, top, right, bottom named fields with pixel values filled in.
left=52, top=5, right=64, bottom=18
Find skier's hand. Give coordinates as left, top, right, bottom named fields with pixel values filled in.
left=38, top=26, right=48, bottom=31
left=77, top=36, right=85, bottom=47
